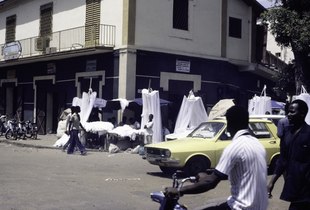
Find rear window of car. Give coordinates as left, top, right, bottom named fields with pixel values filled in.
left=249, top=122, right=271, bottom=138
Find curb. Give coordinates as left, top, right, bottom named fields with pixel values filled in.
left=0, top=139, right=102, bottom=152
left=0, top=139, right=58, bottom=150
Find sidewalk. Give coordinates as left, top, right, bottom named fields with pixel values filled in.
left=0, top=134, right=102, bottom=152
left=0, top=134, right=60, bottom=150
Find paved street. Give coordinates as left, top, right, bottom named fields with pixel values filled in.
left=0, top=135, right=289, bottom=210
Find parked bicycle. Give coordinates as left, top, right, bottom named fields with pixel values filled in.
left=0, top=115, right=7, bottom=136
left=24, top=120, right=38, bottom=140
left=5, top=119, right=26, bottom=140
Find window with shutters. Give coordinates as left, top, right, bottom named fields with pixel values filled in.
left=40, top=3, right=53, bottom=37
left=85, top=0, right=101, bottom=46
left=173, top=0, right=188, bottom=31
left=6, top=15, right=16, bottom=43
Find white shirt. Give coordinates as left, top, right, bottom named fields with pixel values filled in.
left=215, top=129, right=268, bottom=210
left=144, top=120, right=154, bottom=135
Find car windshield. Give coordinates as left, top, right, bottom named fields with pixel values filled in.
left=189, top=122, right=225, bottom=138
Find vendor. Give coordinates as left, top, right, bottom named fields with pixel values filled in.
left=144, top=114, right=154, bottom=144
left=129, top=117, right=140, bottom=129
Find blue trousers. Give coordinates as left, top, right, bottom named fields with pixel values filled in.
left=67, top=130, right=85, bottom=154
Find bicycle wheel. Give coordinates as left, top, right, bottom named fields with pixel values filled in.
left=5, top=130, right=17, bottom=140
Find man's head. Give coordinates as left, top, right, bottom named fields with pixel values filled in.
left=75, top=106, right=81, bottom=113
left=149, top=114, right=154, bottom=121
left=225, top=106, right=249, bottom=136
left=70, top=106, right=76, bottom=113
left=288, top=99, right=308, bottom=126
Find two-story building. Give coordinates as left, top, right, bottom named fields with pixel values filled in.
left=0, top=0, right=284, bottom=134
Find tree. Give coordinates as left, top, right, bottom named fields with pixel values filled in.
left=262, top=0, right=310, bottom=93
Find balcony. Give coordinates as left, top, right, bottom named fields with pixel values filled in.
left=0, top=24, right=116, bottom=63
left=261, top=51, right=287, bottom=72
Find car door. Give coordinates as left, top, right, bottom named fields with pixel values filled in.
left=249, top=121, right=279, bottom=165
left=214, top=128, right=232, bottom=167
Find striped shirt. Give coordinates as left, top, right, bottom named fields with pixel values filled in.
left=216, top=129, right=268, bottom=210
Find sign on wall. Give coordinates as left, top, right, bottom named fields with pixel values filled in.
left=176, top=59, right=191, bottom=73
left=86, top=60, right=97, bottom=72
left=2, top=41, right=22, bottom=61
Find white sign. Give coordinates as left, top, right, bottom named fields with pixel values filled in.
left=94, top=98, right=107, bottom=108
left=2, top=41, right=22, bottom=60
left=176, top=60, right=191, bottom=73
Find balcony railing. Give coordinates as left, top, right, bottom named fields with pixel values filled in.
left=261, top=51, right=287, bottom=71
left=0, top=24, right=115, bottom=61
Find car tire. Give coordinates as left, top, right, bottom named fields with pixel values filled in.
left=184, top=156, right=210, bottom=176
left=159, top=166, right=177, bottom=175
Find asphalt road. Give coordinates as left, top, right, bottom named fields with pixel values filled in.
left=0, top=143, right=289, bottom=210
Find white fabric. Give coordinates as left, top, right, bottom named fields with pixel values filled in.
left=174, top=95, right=208, bottom=134
left=292, top=93, right=310, bottom=125
left=83, top=121, right=114, bottom=136
left=140, top=89, right=163, bottom=143
left=108, top=124, right=142, bottom=139
left=216, top=130, right=268, bottom=210
left=248, top=86, right=272, bottom=115
left=248, top=95, right=272, bottom=115
left=53, top=133, right=70, bottom=147
left=56, top=120, right=67, bottom=138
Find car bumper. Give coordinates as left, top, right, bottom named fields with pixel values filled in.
left=146, top=155, right=181, bottom=167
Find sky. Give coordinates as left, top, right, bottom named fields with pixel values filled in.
left=257, top=0, right=274, bottom=8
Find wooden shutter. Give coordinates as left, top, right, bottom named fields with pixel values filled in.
left=40, top=3, right=53, bottom=37
left=6, top=15, right=16, bottom=43
left=85, top=0, right=101, bottom=46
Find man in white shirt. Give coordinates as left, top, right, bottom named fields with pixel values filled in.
left=144, top=114, right=154, bottom=144
left=165, top=106, right=268, bottom=210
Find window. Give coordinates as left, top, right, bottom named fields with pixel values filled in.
left=229, top=17, right=242, bottom=39
left=6, top=15, right=16, bottom=43
left=249, top=122, right=271, bottom=138
left=173, top=0, right=189, bottom=30
left=275, top=52, right=281, bottom=57
left=40, top=3, right=53, bottom=37
left=85, top=0, right=101, bottom=46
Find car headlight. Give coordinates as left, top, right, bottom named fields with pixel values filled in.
left=160, top=149, right=171, bottom=158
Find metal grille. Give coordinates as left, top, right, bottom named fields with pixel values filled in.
left=145, top=148, right=162, bottom=156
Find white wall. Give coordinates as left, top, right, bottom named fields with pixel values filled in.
left=0, top=0, right=256, bottom=63
left=134, top=0, right=222, bottom=58
left=100, top=0, right=123, bottom=49
left=266, top=30, right=294, bottom=64
left=226, top=0, right=251, bottom=62
left=0, top=0, right=86, bottom=43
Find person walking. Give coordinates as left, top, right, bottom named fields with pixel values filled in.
left=66, top=106, right=87, bottom=155
left=165, top=106, right=268, bottom=210
left=268, top=99, right=310, bottom=210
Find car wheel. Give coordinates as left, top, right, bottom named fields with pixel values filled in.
left=159, top=166, right=177, bottom=175
left=268, top=155, right=279, bottom=175
left=184, top=156, right=210, bottom=176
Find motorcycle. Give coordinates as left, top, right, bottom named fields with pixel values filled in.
left=24, top=120, right=38, bottom=140
left=0, top=115, right=7, bottom=136
left=5, top=119, right=26, bottom=140
left=151, top=173, right=197, bottom=210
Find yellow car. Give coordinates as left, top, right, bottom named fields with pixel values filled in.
left=144, top=117, right=281, bottom=176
